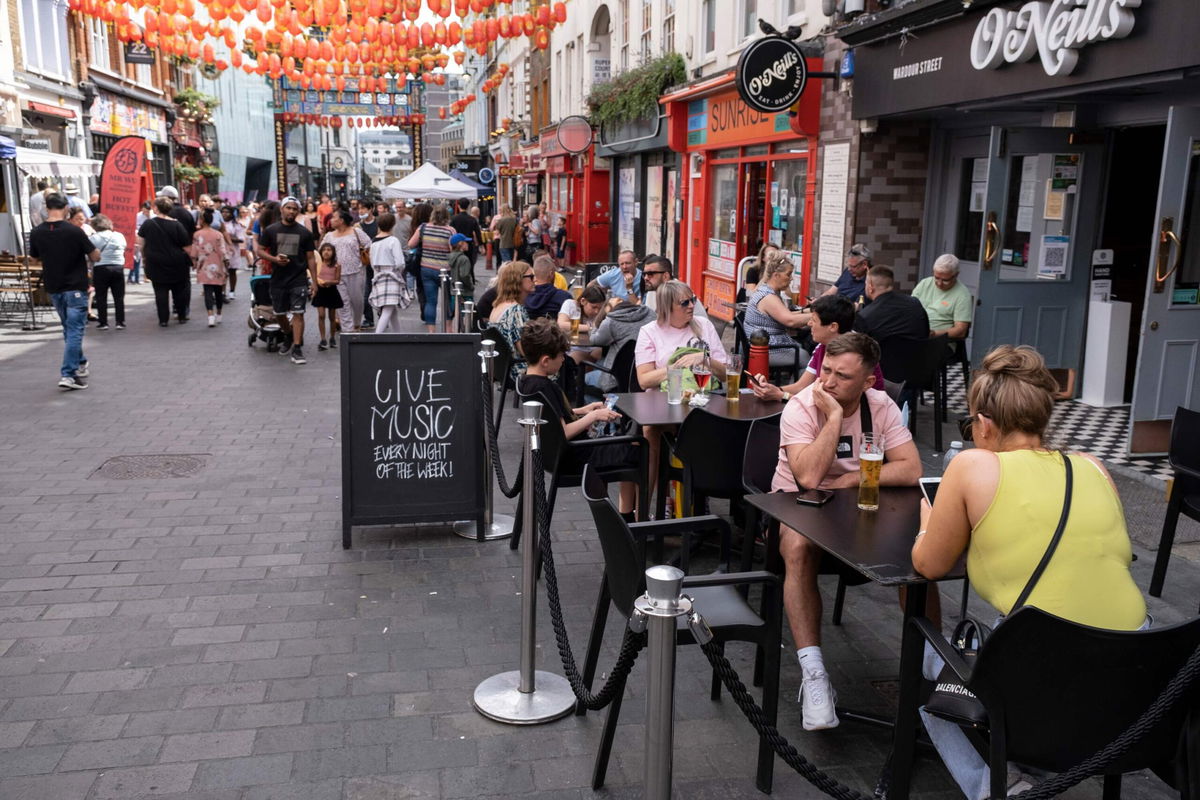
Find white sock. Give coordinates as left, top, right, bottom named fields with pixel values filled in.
left=798, top=646, right=825, bottom=675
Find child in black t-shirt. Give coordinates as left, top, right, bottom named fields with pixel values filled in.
left=518, top=318, right=640, bottom=518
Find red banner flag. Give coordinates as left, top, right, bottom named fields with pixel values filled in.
left=98, top=136, right=148, bottom=272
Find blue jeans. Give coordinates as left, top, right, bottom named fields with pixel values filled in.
left=128, top=255, right=141, bottom=283
left=50, top=290, right=87, bottom=378
left=499, top=247, right=514, bottom=263
left=420, top=268, right=440, bottom=326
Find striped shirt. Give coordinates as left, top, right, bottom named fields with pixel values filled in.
left=417, top=223, right=455, bottom=272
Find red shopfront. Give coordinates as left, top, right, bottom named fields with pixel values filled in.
left=662, top=65, right=821, bottom=321
left=540, top=121, right=611, bottom=264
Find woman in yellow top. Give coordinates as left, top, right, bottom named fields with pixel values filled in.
left=912, top=344, right=1145, bottom=799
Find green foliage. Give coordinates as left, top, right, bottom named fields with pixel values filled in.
left=172, top=87, right=220, bottom=119
left=198, top=165, right=223, bottom=179
left=586, top=52, right=686, bottom=128
left=173, top=163, right=202, bottom=184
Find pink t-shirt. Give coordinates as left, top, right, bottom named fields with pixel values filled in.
left=771, top=386, right=912, bottom=492
left=806, top=343, right=886, bottom=390
left=634, top=318, right=729, bottom=369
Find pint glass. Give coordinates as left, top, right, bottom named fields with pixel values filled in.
left=725, top=354, right=742, bottom=399
left=858, top=433, right=884, bottom=511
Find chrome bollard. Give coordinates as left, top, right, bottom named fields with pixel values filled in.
left=461, top=301, right=476, bottom=335
left=436, top=268, right=451, bottom=333
left=473, top=401, right=576, bottom=724
left=453, top=339, right=514, bottom=542
left=629, top=565, right=709, bottom=800
left=452, top=280, right=463, bottom=333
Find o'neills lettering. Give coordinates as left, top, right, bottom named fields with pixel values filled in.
left=970, top=0, right=1139, bottom=77
left=749, top=51, right=800, bottom=97
left=736, top=36, right=809, bottom=113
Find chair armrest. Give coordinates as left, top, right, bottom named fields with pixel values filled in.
left=565, top=434, right=647, bottom=450
left=1170, top=461, right=1200, bottom=483
left=628, top=514, right=731, bottom=543
left=582, top=362, right=615, bottom=377
left=909, top=616, right=972, bottom=682
left=682, top=570, right=780, bottom=589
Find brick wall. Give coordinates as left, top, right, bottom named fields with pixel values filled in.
left=7, top=0, right=22, bottom=67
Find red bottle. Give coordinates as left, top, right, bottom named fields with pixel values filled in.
left=748, top=328, right=770, bottom=380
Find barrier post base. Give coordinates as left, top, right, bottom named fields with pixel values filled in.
left=472, top=670, right=576, bottom=725
left=452, top=513, right=515, bottom=541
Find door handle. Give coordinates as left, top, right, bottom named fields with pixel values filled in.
left=982, top=211, right=999, bottom=269
left=1155, top=216, right=1181, bottom=293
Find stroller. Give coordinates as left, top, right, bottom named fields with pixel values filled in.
left=246, top=274, right=287, bottom=351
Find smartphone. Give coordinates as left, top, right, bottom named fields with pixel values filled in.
left=795, top=489, right=834, bottom=506
left=744, top=371, right=761, bottom=387
left=919, top=477, right=941, bottom=505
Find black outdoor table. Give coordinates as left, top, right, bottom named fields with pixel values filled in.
left=614, top=390, right=784, bottom=518
left=745, top=487, right=966, bottom=800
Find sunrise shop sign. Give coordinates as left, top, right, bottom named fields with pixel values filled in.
left=736, top=36, right=809, bottom=113
left=970, top=0, right=1139, bottom=77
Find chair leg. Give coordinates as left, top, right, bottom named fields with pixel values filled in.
left=1102, top=774, right=1122, bottom=800
left=832, top=575, right=848, bottom=626
left=710, top=642, right=724, bottom=701
left=933, top=381, right=944, bottom=452
left=959, top=577, right=970, bottom=620
left=940, top=365, right=949, bottom=423
left=591, top=677, right=625, bottom=790
left=1149, top=495, right=1182, bottom=598
left=989, top=716, right=1009, bottom=800
left=577, top=580, right=612, bottom=716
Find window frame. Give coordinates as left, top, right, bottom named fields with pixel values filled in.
left=20, top=0, right=72, bottom=81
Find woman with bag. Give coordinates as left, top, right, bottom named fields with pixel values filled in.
left=407, top=203, right=455, bottom=333
left=321, top=210, right=372, bottom=333
left=912, top=345, right=1146, bottom=800
left=88, top=214, right=127, bottom=330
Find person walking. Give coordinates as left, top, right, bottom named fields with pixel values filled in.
left=28, top=180, right=48, bottom=226
left=221, top=205, right=248, bottom=299
left=448, top=233, right=475, bottom=306
left=88, top=214, right=127, bottom=330
left=193, top=209, right=229, bottom=327
left=257, top=196, right=318, bottom=364
left=356, top=201, right=378, bottom=328
left=130, top=201, right=152, bottom=284
left=322, top=210, right=372, bottom=333
left=368, top=213, right=409, bottom=334
left=491, top=205, right=517, bottom=263
left=408, top=203, right=456, bottom=333
left=29, top=193, right=99, bottom=389
left=138, top=197, right=194, bottom=326
left=313, top=242, right=343, bottom=350
left=450, top=197, right=482, bottom=267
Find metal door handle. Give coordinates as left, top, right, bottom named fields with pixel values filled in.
left=1154, top=216, right=1181, bottom=292
left=982, top=212, right=999, bottom=269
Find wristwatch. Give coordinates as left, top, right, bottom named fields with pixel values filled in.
left=781, top=391, right=791, bottom=402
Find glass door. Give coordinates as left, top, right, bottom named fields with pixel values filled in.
left=1131, top=107, right=1200, bottom=451
left=741, top=162, right=767, bottom=258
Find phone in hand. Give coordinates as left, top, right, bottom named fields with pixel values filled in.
left=795, top=489, right=834, bottom=506
left=919, top=477, right=941, bottom=505
left=744, top=371, right=761, bottom=388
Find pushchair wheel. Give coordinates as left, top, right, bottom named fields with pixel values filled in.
left=248, top=333, right=256, bottom=347
left=267, top=340, right=278, bottom=353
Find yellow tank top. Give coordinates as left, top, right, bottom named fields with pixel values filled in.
left=968, top=450, right=1146, bottom=630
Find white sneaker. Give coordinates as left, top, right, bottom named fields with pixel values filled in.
left=207, top=315, right=216, bottom=327
left=799, top=669, right=839, bottom=730
left=215, top=314, right=222, bottom=324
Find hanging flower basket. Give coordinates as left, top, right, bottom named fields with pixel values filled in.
left=585, top=52, right=685, bottom=129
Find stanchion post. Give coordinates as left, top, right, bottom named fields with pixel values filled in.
left=453, top=339, right=514, bottom=542
left=452, top=280, right=463, bottom=333
left=629, top=565, right=707, bottom=800
left=462, top=300, right=475, bottom=335
left=436, top=268, right=451, bottom=333
left=472, top=400, right=576, bottom=724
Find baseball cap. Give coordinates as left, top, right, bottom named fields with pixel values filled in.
left=280, top=196, right=301, bottom=208
left=157, top=185, right=179, bottom=200
left=848, top=243, right=872, bottom=260
left=449, top=233, right=470, bottom=246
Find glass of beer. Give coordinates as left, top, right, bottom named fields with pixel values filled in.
left=569, top=310, right=581, bottom=343
left=725, top=354, right=742, bottom=399
left=858, top=433, right=884, bottom=511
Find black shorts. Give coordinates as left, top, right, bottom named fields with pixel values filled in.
left=270, top=283, right=308, bottom=315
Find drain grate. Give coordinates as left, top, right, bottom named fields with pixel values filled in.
left=92, top=454, right=208, bottom=480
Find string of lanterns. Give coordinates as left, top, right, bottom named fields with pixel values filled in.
left=67, top=0, right=569, bottom=127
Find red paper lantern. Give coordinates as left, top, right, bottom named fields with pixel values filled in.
left=552, top=1, right=565, bottom=23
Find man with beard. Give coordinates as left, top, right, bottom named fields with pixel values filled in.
left=256, top=197, right=318, bottom=365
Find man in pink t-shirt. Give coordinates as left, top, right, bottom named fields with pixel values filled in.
left=770, top=333, right=922, bottom=731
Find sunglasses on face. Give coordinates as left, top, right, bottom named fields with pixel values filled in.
left=522, top=273, right=535, bottom=280
left=678, top=298, right=695, bottom=308
left=644, top=270, right=668, bottom=276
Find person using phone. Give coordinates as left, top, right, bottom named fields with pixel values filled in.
left=751, top=295, right=884, bottom=403
left=770, top=333, right=921, bottom=731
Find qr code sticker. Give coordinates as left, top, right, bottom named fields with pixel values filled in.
left=1043, top=247, right=1065, bottom=268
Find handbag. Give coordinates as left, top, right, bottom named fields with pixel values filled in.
left=924, top=454, right=1075, bottom=729
left=404, top=223, right=424, bottom=276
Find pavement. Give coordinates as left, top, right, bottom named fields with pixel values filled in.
left=0, top=282, right=1196, bottom=800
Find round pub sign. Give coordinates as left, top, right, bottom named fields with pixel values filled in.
left=736, top=36, right=808, bottom=114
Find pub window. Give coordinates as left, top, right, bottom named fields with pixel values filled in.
left=641, top=0, right=652, bottom=62
left=954, top=157, right=984, bottom=263
left=712, top=164, right=738, bottom=243
left=772, top=159, right=807, bottom=257
left=998, top=153, right=1081, bottom=282
left=1170, top=141, right=1200, bottom=304
left=619, top=0, right=630, bottom=70
left=744, top=144, right=769, bottom=157
left=21, top=0, right=71, bottom=80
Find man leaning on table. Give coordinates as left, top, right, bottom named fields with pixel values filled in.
left=770, top=332, right=923, bottom=730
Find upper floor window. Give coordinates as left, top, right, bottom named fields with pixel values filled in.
left=663, top=0, right=675, bottom=55
left=88, top=18, right=112, bottom=72
left=742, top=0, right=759, bottom=40
left=640, top=0, right=652, bottom=61
left=619, top=0, right=630, bottom=70
left=21, top=0, right=71, bottom=80
left=702, top=0, right=716, bottom=55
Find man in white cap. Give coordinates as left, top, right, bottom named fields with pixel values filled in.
left=63, top=183, right=92, bottom=220
left=157, top=185, right=196, bottom=238
left=256, top=196, right=317, bottom=365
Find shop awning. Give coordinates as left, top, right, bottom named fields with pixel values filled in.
left=12, top=147, right=102, bottom=177
left=659, top=70, right=735, bottom=105
left=448, top=168, right=491, bottom=195
left=0, top=136, right=15, bottom=159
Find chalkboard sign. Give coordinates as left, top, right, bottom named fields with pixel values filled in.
left=584, top=262, right=619, bottom=284
left=340, top=333, right=485, bottom=548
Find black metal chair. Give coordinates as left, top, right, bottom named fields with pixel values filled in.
left=508, top=384, right=650, bottom=551
left=883, top=378, right=906, bottom=408
left=734, top=310, right=804, bottom=384
left=580, top=338, right=640, bottom=401
left=913, top=607, right=1200, bottom=800
left=480, top=325, right=517, bottom=429
left=1149, top=406, right=1200, bottom=605
left=740, top=417, right=868, bottom=627
left=879, top=336, right=950, bottom=452
left=579, top=466, right=783, bottom=793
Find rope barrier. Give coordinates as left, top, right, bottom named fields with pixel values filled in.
left=481, top=372, right=521, bottom=499
left=531, top=445, right=646, bottom=711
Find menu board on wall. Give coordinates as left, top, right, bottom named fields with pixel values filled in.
left=707, top=239, right=736, bottom=278
left=817, top=141, right=851, bottom=284
left=617, top=168, right=636, bottom=253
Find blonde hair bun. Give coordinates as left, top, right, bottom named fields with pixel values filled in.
left=968, top=345, right=1057, bottom=437
left=980, top=345, right=1058, bottom=394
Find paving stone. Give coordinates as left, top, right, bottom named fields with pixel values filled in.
left=0, top=742, right=67, bottom=775
left=160, top=729, right=257, bottom=762
left=215, top=701, right=305, bottom=730
left=122, top=708, right=221, bottom=737
left=57, top=734, right=163, bottom=770
left=180, top=681, right=267, bottom=708
left=61, top=667, right=152, bottom=693
left=0, top=770, right=97, bottom=800
left=25, top=713, right=128, bottom=745
left=288, top=744, right=388, bottom=782
left=192, top=753, right=293, bottom=789
left=90, top=762, right=198, bottom=799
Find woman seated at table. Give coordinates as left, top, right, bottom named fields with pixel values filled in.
left=635, top=279, right=728, bottom=390
left=744, top=252, right=812, bottom=369
left=587, top=296, right=655, bottom=392
left=557, top=284, right=607, bottom=366
left=912, top=345, right=1146, bottom=800
left=751, top=295, right=884, bottom=402
left=488, top=260, right=533, bottom=383
left=518, top=318, right=640, bottom=518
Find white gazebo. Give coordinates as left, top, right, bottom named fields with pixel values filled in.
left=382, top=162, right=476, bottom=200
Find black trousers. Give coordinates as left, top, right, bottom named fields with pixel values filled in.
left=202, top=284, right=225, bottom=312
left=361, top=265, right=374, bottom=324
left=152, top=279, right=191, bottom=324
left=92, top=264, right=126, bottom=326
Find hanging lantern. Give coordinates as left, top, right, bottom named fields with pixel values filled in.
left=498, top=15, right=510, bottom=37
left=533, top=27, right=548, bottom=50
left=438, top=108, right=446, bottom=120
left=534, top=4, right=548, bottom=26
left=452, top=50, right=464, bottom=65
left=255, top=0, right=270, bottom=22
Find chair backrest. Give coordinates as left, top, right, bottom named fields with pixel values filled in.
left=733, top=311, right=750, bottom=357
left=515, top=384, right=568, bottom=474
left=1169, top=405, right=1200, bottom=475
left=481, top=326, right=514, bottom=384
left=970, top=607, right=1200, bottom=774
left=582, top=466, right=646, bottom=618
left=674, top=410, right=770, bottom=499
left=878, top=336, right=943, bottom=389
left=743, top=415, right=782, bottom=495
left=883, top=379, right=906, bottom=407
left=609, top=339, right=639, bottom=394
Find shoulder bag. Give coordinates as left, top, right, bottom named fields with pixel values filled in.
left=923, top=454, right=1075, bottom=729
left=404, top=223, right=424, bottom=277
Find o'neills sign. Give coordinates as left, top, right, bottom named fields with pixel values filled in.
left=736, top=36, right=809, bottom=113
left=971, top=0, right=1138, bottom=76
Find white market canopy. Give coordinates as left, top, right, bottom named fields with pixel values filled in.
left=12, top=147, right=102, bottom=178
left=382, top=162, right=476, bottom=200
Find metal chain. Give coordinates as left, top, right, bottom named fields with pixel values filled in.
left=481, top=371, right=522, bottom=499
left=531, top=446, right=646, bottom=710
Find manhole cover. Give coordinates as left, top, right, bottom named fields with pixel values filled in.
left=91, top=454, right=208, bottom=480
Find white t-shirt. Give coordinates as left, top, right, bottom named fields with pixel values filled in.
left=634, top=317, right=728, bottom=369
left=369, top=236, right=404, bottom=268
